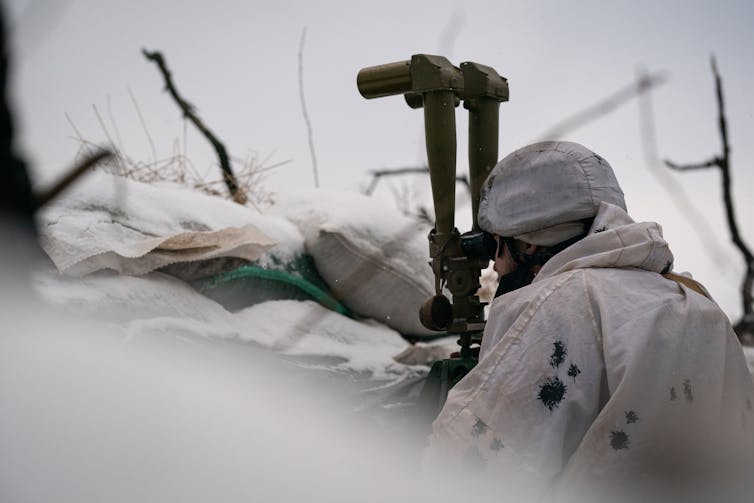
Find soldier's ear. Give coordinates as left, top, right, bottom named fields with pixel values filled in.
left=522, top=242, right=540, bottom=256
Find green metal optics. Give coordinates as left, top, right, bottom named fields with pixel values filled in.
left=462, top=61, right=509, bottom=232
left=357, top=54, right=509, bottom=417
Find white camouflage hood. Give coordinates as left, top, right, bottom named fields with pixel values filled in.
left=535, top=201, right=674, bottom=281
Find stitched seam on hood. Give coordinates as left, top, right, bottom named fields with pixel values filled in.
left=555, top=142, right=597, bottom=208
left=637, top=227, right=658, bottom=271
left=613, top=227, right=627, bottom=267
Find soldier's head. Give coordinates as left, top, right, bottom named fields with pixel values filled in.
left=478, top=141, right=626, bottom=287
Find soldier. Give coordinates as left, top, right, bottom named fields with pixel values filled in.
left=426, top=141, right=754, bottom=496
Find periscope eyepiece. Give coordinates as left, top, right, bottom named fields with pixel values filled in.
left=460, top=231, right=498, bottom=263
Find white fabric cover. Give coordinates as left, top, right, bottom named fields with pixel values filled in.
left=478, top=141, right=626, bottom=237
left=269, top=190, right=436, bottom=336
left=427, top=202, right=754, bottom=490
left=38, top=172, right=302, bottom=276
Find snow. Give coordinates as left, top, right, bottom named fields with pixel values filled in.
left=268, top=189, right=437, bottom=335
left=35, top=268, right=239, bottom=328
left=235, top=300, right=413, bottom=380
left=269, top=189, right=432, bottom=282
left=38, top=171, right=306, bottom=274
left=0, top=290, right=414, bottom=502
left=34, top=266, right=424, bottom=383
left=2, top=281, right=543, bottom=503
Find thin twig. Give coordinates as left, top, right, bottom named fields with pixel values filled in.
left=128, top=87, right=158, bottom=164
left=142, top=48, right=247, bottom=204
left=65, top=113, right=86, bottom=145
left=536, top=71, right=668, bottom=141
left=106, top=94, right=125, bottom=154
left=182, top=116, right=188, bottom=174
left=298, top=27, right=319, bottom=188
left=665, top=158, right=718, bottom=171
left=364, top=166, right=470, bottom=196
left=92, top=104, right=116, bottom=150
left=93, top=104, right=126, bottom=175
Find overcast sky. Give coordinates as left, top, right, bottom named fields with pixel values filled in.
left=4, top=0, right=753, bottom=319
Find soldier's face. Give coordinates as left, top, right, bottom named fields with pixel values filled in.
left=493, top=235, right=517, bottom=277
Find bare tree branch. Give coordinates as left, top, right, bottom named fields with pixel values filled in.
left=142, top=49, right=247, bottom=205
left=711, top=56, right=754, bottom=329
left=665, top=56, right=754, bottom=337
left=34, top=149, right=112, bottom=209
left=298, top=27, right=319, bottom=188
left=536, top=71, right=668, bottom=141
left=665, top=158, right=719, bottom=171
left=364, top=165, right=470, bottom=196
left=636, top=68, right=738, bottom=280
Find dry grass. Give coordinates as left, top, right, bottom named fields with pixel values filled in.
left=66, top=104, right=289, bottom=210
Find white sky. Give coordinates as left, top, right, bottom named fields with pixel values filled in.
left=5, top=0, right=754, bottom=319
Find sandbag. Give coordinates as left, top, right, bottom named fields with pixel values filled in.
left=269, top=190, right=438, bottom=337
left=38, top=172, right=304, bottom=277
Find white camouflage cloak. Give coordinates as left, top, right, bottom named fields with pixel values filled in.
left=426, top=202, right=754, bottom=493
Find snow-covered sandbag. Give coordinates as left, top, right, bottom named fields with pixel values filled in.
left=38, top=172, right=304, bottom=276
left=235, top=300, right=417, bottom=380
left=33, top=266, right=421, bottom=381
left=269, top=190, right=436, bottom=337
left=34, top=267, right=241, bottom=334
left=392, top=337, right=457, bottom=366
